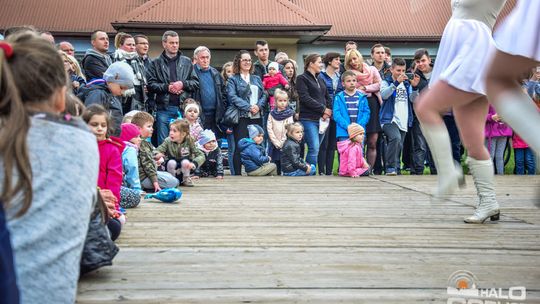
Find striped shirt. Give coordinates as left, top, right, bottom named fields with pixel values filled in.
left=345, top=91, right=361, bottom=123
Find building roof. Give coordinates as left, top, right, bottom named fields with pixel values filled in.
left=0, top=0, right=145, bottom=35
left=0, top=0, right=517, bottom=41
left=293, top=0, right=517, bottom=41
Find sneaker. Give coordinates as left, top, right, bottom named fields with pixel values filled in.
left=182, top=176, right=194, bottom=187
left=385, top=168, right=397, bottom=176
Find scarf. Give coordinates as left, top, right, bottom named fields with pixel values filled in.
left=270, top=107, right=295, bottom=121
left=354, top=63, right=375, bottom=87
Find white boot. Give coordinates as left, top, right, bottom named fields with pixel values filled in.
left=420, top=123, right=464, bottom=197
left=464, top=157, right=500, bottom=224
left=494, top=91, right=540, bottom=154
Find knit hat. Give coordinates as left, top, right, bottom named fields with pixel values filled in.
left=184, top=103, right=200, bottom=113
left=347, top=123, right=364, bottom=139
left=120, top=123, right=141, bottom=142
left=247, top=124, right=264, bottom=139
left=268, top=61, right=279, bottom=72
left=103, top=61, right=135, bottom=88
left=198, top=129, right=216, bottom=146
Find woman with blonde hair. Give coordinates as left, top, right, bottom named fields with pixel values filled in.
left=344, top=49, right=382, bottom=172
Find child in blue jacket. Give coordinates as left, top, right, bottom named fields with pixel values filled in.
left=238, top=125, right=278, bottom=176
left=333, top=70, right=371, bottom=141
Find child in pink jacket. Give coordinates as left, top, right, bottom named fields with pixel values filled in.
left=337, top=123, right=370, bottom=177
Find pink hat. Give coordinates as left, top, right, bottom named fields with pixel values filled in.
left=120, top=123, right=141, bottom=142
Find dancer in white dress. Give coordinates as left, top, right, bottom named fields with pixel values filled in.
left=415, top=0, right=507, bottom=223
left=486, top=0, right=540, bottom=159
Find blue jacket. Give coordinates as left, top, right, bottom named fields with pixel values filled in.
left=379, top=75, right=414, bottom=128
left=333, top=91, right=370, bottom=138
left=319, top=71, right=343, bottom=101
left=122, top=145, right=142, bottom=192
left=238, top=138, right=270, bottom=173
left=226, top=74, right=267, bottom=118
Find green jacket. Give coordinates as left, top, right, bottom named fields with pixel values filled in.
left=156, top=138, right=206, bottom=169
left=138, top=139, right=158, bottom=183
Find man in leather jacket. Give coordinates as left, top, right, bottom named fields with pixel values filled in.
left=146, top=31, right=199, bottom=144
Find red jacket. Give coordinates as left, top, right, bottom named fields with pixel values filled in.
left=97, top=137, right=124, bottom=210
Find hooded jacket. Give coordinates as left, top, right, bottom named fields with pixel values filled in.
left=98, top=137, right=125, bottom=210
left=485, top=104, right=512, bottom=138
left=238, top=138, right=269, bottom=173
left=337, top=139, right=369, bottom=177
left=281, top=137, right=309, bottom=173
left=82, top=49, right=112, bottom=81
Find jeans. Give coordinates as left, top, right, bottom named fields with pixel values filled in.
left=485, top=136, right=508, bottom=175
left=283, top=164, right=317, bottom=176
left=318, top=119, right=337, bottom=175
left=226, top=132, right=236, bottom=175
left=301, top=119, right=325, bottom=166
left=444, top=115, right=462, bottom=163
left=141, top=171, right=179, bottom=190
left=156, top=105, right=181, bottom=145
left=382, top=122, right=406, bottom=172
left=514, top=147, right=536, bottom=175
left=411, top=117, right=427, bottom=175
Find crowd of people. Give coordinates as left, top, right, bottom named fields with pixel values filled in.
left=0, top=13, right=539, bottom=302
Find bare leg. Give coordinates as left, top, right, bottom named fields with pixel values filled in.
left=486, top=50, right=540, bottom=153
left=415, top=81, right=482, bottom=196
left=452, top=96, right=491, bottom=161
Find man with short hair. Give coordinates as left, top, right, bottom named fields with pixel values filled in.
left=192, top=46, right=226, bottom=137
left=380, top=58, right=415, bottom=176
left=82, top=30, right=112, bottom=81
left=58, top=41, right=75, bottom=57
left=371, top=44, right=391, bottom=79
left=146, top=30, right=199, bottom=144
left=134, top=34, right=151, bottom=69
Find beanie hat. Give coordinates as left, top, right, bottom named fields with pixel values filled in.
left=247, top=124, right=264, bottom=139
left=184, top=103, right=200, bottom=113
left=347, top=123, right=364, bottom=139
left=103, top=62, right=135, bottom=88
left=120, top=123, right=141, bottom=142
left=268, top=62, right=279, bottom=72
left=198, top=129, right=216, bottom=146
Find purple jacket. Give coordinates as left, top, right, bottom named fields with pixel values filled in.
left=485, top=105, right=512, bottom=138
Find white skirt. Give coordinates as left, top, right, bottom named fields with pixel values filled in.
left=495, top=0, right=540, bottom=62
left=430, top=18, right=496, bottom=95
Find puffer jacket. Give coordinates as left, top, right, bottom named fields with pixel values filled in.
left=238, top=138, right=269, bottom=173
left=281, top=137, right=309, bottom=173
left=226, top=74, right=267, bottom=118
left=337, top=139, right=369, bottom=177
left=146, top=51, right=199, bottom=110
left=97, top=137, right=124, bottom=210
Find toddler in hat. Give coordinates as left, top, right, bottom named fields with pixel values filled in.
left=238, top=124, right=278, bottom=176
left=263, top=61, right=289, bottom=110
left=195, top=129, right=224, bottom=179
left=119, top=123, right=143, bottom=208
left=336, top=123, right=370, bottom=177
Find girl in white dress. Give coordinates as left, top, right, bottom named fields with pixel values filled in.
left=415, top=0, right=507, bottom=223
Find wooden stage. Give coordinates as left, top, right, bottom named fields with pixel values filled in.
left=77, top=175, right=540, bottom=303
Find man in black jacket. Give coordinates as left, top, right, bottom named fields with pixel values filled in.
left=192, top=46, right=226, bottom=138
left=82, top=30, right=112, bottom=81
left=146, top=31, right=199, bottom=145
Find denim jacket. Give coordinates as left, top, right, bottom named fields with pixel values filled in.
left=226, top=74, right=267, bottom=118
